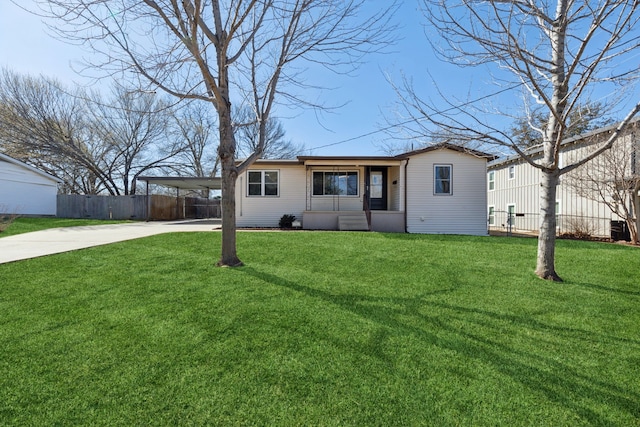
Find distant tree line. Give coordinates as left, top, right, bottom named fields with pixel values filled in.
left=0, top=68, right=304, bottom=195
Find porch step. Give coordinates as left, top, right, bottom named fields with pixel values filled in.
left=338, top=212, right=370, bottom=231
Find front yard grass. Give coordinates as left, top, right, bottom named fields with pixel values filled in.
left=0, top=232, right=638, bottom=425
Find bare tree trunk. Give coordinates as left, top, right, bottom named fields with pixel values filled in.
left=536, top=170, right=562, bottom=281
left=218, top=155, right=241, bottom=266
left=216, top=104, right=242, bottom=267
left=534, top=0, right=567, bottom=282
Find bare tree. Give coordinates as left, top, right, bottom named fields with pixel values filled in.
left=171, top=101, right=220, bottom=179
left=0, top=68, right=118, bottom=194
left=87, top=86, right=186, bottom=194
left=234, top=106, right=305, bottom=159
left=511, top=102, right=615, bottom=149
left=39, top=0, right=398, bottom=266
left=564, top=125, right=640, bottom=244
left=0, top=69, right=189, bottom=195
left=391, top=0, right=640, bottom=280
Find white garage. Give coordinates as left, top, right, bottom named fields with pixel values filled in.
left=0, top=153, right=61, bottom=216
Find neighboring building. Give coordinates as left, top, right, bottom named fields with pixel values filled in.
left=0, top=153, right=61, bottom=216
left=236, top=143, right=496, bottom=235
left=487, top=120, right=640, bottom=240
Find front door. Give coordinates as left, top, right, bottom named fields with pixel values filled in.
left=368, top=167, right=387, bottom=210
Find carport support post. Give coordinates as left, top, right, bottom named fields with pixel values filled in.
left=176, top=187, right=180, bottom=220
left=145, top=180, right=150, bottom=221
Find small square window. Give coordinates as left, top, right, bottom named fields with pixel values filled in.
left=247, top=170, right=279, bottom=196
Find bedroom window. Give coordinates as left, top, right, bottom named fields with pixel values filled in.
left=312, top=171, right=358, bottom=196
left=247, top=170, right=279, bottom=196
left=434, top=165, right=452, bottom=195
left=488, top=170, right=495, bottom=190
left=508, top=165, right=515, bottom=180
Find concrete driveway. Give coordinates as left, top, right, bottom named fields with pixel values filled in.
left=0, top=220, right=221, bottom=264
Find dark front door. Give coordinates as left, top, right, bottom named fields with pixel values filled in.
left=368, top=167, right=387, bottom=210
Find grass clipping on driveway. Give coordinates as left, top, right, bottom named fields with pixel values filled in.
left=0, top=232, right=638, bottom=425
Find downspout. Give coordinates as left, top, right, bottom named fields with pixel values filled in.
left=404, top=158, right=409, bottom=233
left=239, top=176, right=243, bottom=217
left=635, top=182, right=640, bottom=244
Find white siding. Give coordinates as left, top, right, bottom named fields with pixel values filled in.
left=0, top=158, right=59, bottom=215
left=406, top=149, right=489, bottom=235
left=487, top=131, right=638, bottom=237
left=236, top=164, right=307, bottom=227
left=389, top=166, right=401, bottom=211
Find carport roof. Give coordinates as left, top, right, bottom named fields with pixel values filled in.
left=137, top=176, right=222, bottom=190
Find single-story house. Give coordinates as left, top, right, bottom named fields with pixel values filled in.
left=0, top=153, right=61, bottom=216
left=487, top=118, right=640, bottom=240
left=236, top=143, right=496, bottom=235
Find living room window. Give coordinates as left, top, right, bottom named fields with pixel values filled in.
left=312, top=171, right=358, bottom=196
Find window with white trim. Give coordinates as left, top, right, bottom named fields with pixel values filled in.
left=488, top=206, right=495, bottom=226
left=434, top=165, right=452, bottom=195
left=312, top=171, right=358, bottom=196
left=508, top=165, right=515, bottom=180
left=247, top=170, right=279, bottom=196
left=488, top=170, right=495, bottom=191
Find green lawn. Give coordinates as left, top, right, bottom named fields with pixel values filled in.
left=0, top=217, right=130, bottom=237
left=0, top=232, right=638, bottom=425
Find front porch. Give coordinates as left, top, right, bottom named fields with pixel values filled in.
left=298, top=157, right=406, bottom=232
left=302, top=210, right=405, bottom=232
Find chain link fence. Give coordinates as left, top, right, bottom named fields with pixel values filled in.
left=488, top=210, right=627, bottom=240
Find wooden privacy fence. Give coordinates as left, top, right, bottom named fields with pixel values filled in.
left=57, top=195, right=221, bottom=220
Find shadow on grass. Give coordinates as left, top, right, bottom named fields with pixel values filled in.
left=239, top=266, right=640, bottom=424
left=571, top=281, right=640, bottom=297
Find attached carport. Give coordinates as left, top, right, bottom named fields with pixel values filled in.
left=137, top=176, right=222, bottom=220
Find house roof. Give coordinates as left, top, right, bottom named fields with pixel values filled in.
left=394, top=142, right=498, bottom=160
left=0, top=153, right=62, bottom=183
left=140, top=143, right=495, bottom=191
left=297, top=155, right=398, bottom=162
left=298, top=142, right=497, bottom=163
left=488, top=116, right=640, bottom=169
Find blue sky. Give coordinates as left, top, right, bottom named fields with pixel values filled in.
left=1, top=1, right=478, bottom=156
left=2, top=2, right=637, bottom=157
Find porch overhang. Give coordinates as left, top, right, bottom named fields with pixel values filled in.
left=298, top=157, right=403, bottom=167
